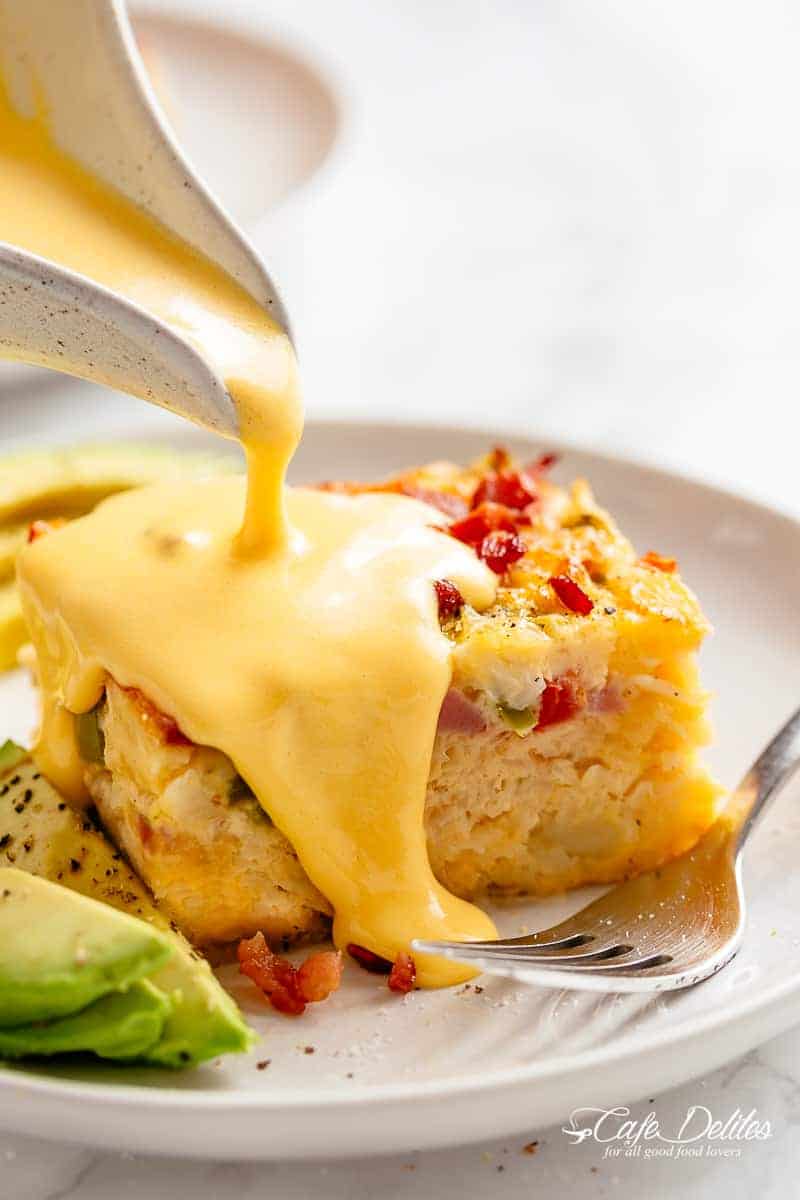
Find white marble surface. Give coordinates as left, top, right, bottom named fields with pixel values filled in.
left=3, top=0, right=800, bottom=1195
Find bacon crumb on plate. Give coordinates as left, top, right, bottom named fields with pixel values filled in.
left=295, top=950, right=344, bottom=1002
left=348, top=944, right=417, bottom=993
left=238, top=932, right=343, bottom=1016
left=347, top=943, right=393, bottom=974
left=388, top=953, right=416, bottom=994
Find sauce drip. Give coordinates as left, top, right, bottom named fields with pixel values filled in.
left=6, top=87, right=499, bottom=984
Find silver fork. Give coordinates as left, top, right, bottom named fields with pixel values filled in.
left=413, top=705, right=800, bottom=993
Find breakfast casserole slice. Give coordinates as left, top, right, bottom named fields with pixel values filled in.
left=28, top=449, right=720, bottom=954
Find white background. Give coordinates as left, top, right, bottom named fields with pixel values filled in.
left=4, top=1, right=800, bottom=1196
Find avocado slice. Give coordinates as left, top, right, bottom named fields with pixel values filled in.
left=0, top=522, right=30, bottom=584
left=0, top=740, right=25, bottom=773
left=0, top=445, right=239, bottom=676
left=0, top=582, right=25, bottom=671
left=0, top=751, right=255, bottom=1066
left=0, top=978, right=170, bottom=1061
left=0, top=444, right=239, bottom=524
left=0, top=867, right=173, bottom=1026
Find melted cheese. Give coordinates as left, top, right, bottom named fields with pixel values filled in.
left=5, top=89, right=500, bottom=984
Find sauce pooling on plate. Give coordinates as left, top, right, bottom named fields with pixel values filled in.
left=8, top=88, right=499, bottom=985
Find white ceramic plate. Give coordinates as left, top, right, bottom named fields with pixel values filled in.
left=0, top=415, right=799, bottom=1161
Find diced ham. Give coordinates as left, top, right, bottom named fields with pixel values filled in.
left=587, top=681, right=623, bottom=714
left=437, top=688, right=487, bottom=734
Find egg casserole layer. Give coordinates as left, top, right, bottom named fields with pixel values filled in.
left=60, top=450, right=721, bottom=952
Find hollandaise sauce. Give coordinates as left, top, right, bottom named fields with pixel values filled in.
left=7, top=90, right=499, bottom=985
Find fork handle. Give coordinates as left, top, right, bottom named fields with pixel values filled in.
left=732, top=704, right=800, bottom=851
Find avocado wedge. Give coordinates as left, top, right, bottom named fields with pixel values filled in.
left=0, top=979, right=170, bottom=1061
left=0, top=751, right=255, bottom=1066
left=0, top=444, right=239, bottom=525
left=0, top=582, right=25, bottom=671
left=0, top=444, right=239, bottom=675
left=0, top=867, right=173, bottom=1026
left=0, top=740, right=25, bottom=773
left=0, top=523, right=29, bottom=584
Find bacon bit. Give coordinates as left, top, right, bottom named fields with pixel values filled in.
left=437, top=688, right=486, bottom=734
left=640, top=550, right=678, bottom=574
left=315, top=477, right=467, bottom=521
left=238, top=933, right=343, bottom=1016
left=27, top=518, right=66, bottom=543
left=526, top=452, right=558, bottom=474
left=549, top=574, right=594, bottom=615
left=315, top=479, right=357, bottom=493
left=347, top=943, right=393, bottom=974
left=123, top=686, right=193, bottom=747
left=295, top=950, right=344, bottom=1003
left=238, top=932, right=305, bottom=1015
left=397, top=482, right=468, bottom=521
left=581, top=557, right=606, bottom=584
left=449, top=501, right=518, bottom=547
left=478, top=530, right=526, bottom=574
left=536, top=678, right=581, bottom=730
left=471, top=470, right=537, bottom=512
left=434, top=578, right=464, bottom=620
left=486, top=446, right=512, bottom=471
left=388, top=953, right=416, bottom=994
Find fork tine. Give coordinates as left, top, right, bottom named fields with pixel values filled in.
left=414, top=940, right=634, bottom=965
left=454, top=933, right=595, bottom=950
left=571, top=952, right=674, bottom=972
left=412, top=939, right=672, bottom=973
